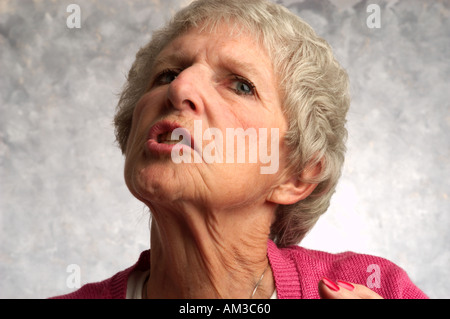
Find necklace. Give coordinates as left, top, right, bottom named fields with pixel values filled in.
left=142, top=263, right=270, bottom=299
left=250, top=263, right=269, bottom=298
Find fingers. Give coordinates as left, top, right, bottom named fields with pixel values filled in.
left=319, top=277, right=384, bottom=299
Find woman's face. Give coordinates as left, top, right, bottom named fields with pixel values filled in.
left=124, top=24, right=290, bottom=210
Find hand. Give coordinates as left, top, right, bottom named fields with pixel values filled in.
left=319, top=277, right=383, bottom=299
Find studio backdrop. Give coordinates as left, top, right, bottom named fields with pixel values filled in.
left=0, top=0, right=449, bottom=298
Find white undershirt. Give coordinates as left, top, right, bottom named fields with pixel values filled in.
left=126, top=270, right=150, bottom=299
left=126, top=270, right=278, bottom=299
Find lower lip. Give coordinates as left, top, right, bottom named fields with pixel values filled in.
left=146, top=139, right=191, bottom=155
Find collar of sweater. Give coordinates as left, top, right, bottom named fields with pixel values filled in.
left=108, top=239, right=302, bottom=299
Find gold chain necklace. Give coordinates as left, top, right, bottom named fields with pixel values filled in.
left=142, top=263, right=270, bottom=299
left=250, top=263, right=270, bottom=298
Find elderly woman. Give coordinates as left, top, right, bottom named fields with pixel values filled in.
left=53, top=0, right=427, bottom=299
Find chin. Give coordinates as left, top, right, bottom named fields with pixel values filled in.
left=126, top=160, right=196, bottom=205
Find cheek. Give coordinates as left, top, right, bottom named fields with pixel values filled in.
left=207, top=111, right=286, bottom=174
left=206, top=163, right=279, bottom=209
left=126, top=91, right=166, bottom=153
left=123, top=92, right=166, bottom=195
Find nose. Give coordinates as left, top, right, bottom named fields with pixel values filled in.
left=165, top=66, right=206, bottom=115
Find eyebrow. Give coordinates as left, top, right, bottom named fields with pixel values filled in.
left=152, top=50, right=264, bottom=81
left=152, top=51, right=191, bottom=72
left=218, top=55, right=263, bottom=80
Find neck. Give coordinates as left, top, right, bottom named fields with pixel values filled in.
left=144, top=201, right=275, bottom=299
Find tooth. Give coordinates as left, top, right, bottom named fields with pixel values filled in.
left=157, top=131, right=184, bottom=144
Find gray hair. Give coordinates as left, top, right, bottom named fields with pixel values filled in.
left=114, top=0, right=350, bottom=247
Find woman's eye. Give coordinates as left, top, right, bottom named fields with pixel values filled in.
left=153, top=69, right=180, bottom=86
left=231, top=76, right=255, bottom=96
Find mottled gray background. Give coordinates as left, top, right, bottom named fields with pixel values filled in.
left=0, top=0, right=448, bottom=299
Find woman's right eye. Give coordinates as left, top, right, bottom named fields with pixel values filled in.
left=153, top=69, right=180, bottom=86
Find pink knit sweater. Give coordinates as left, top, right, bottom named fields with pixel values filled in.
left=52, top=240, right=427, bottom=299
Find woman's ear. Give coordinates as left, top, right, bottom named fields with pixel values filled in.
left=267, top=159, right=323, bottom=205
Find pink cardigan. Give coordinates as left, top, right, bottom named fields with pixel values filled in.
left=52, top=240, right=427, bottom=299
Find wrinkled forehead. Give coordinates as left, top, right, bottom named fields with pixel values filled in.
left=150, top=18, right=269, bottom=69
left=160, top=23, right=263, bottom=57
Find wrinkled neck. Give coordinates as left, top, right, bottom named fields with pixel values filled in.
left=144, top=202, right=275, bottom=298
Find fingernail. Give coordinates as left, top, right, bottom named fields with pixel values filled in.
left=337, top=280, right=355, bottom=291
left=322, top=277, right=340, bottom=292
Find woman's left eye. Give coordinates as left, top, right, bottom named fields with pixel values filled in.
left=230, top=76, right=256, bottom=96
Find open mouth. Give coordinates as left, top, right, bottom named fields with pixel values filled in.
left=156, top=131, right=183, bottom=144
left=146, top=120, right=196, bottom=154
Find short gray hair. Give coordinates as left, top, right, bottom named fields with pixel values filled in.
left=114, top=0, right=350, bottom=247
